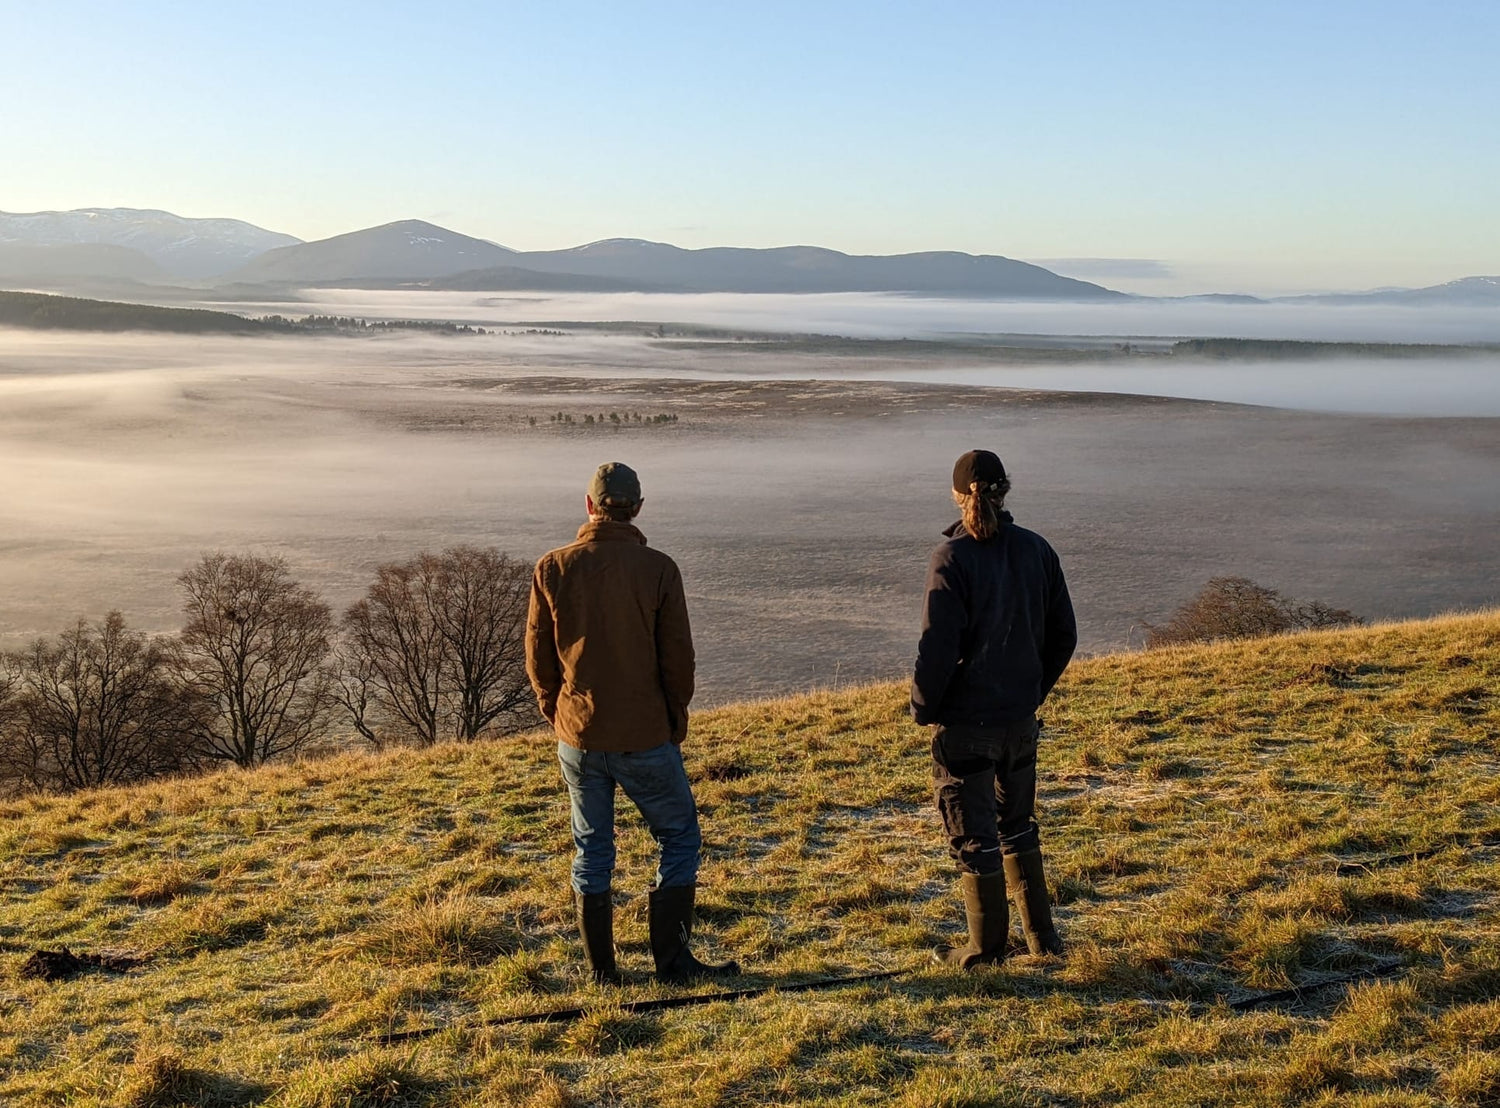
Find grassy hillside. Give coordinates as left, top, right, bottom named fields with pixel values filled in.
left=1, top=613, right=1497, bottom=1107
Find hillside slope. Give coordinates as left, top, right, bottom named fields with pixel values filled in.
left=0, top=208, right=300, bottom=279
left=226, top=220, right=516, bottom=284
left=0, top=289, right=269, bottom=333
left=0, top=243, right=166, bottom=283
left=1, top=613, right=1498, bottom=1106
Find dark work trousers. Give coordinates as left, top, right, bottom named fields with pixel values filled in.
left=931, top=718, right=1042, bottom=875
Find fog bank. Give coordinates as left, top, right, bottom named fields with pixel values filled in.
left=218, top=289, right=1500, bottom=345
left=2, top=328, right=1496, bottom=702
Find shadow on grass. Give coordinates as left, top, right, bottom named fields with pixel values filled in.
left=117, top=1050, right=271, bottom=1108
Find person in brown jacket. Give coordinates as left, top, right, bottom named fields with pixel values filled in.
left=526, top=461, right=739, bottom=985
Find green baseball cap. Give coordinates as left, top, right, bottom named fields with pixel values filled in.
left=588, top=461, right=642, bottom=508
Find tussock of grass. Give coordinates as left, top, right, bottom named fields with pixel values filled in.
left=325, top=894, right=523, bottom=967
left=114, top=1049, right=216, bottom=1108
left=1438, top=1053, right=1500, bottom=1107
left=116, top=858, right=201, bottom=907
left=1, top=611, right=1498, bottom=1105
left=144, top=893, right=281, bottom=954
left=266, top=1053, right=433, bottom=1108
left=561, top=1006, right=664, bottom=1056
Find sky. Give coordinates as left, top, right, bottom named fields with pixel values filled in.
left=1, top=1, right=1496, bottom=295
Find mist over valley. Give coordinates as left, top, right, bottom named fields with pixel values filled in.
left=192, top=287, right=1500, bottom=416
left=2, top=309, right=1495, bottom=703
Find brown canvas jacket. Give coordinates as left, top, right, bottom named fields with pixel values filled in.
left=526, top=519, right=695, bottom=752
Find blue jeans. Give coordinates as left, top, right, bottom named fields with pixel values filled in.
left=557, top=740, right=702, bottom=896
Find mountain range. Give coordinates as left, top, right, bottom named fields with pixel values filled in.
left=227, top=219, right=1121, bottom=298
left=0, top=210, right=1126, bottom=298
left=0, top=207, right=1495, bottom=304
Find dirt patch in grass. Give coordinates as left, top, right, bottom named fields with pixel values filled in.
left=19, top=947, right=146, bottom=981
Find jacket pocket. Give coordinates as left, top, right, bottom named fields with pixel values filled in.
left=556, top=686, right=597, bottom=739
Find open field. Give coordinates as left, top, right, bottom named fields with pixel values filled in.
left=2, top=325, right=1497, bottom=703
left=2, top=612, right=1498, bottom=1105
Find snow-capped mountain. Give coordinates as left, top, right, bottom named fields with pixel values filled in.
left=0, top=208, right=301, bottom=279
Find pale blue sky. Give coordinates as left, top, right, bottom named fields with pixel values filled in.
left=2, top=1, right=1495, bottom=293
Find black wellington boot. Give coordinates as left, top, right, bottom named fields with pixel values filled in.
left=1004, top=848, right=1065, bottom=957
left=932, top=871, right=1008, bottom=969
left=648, top=884, right=740, bottom=984
left=576, top=891, right=622, bottom=985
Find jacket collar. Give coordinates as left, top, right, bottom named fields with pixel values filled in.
left=943, top=509, right=1013, bottom=539
left=576, top=519, right=648, bottom=545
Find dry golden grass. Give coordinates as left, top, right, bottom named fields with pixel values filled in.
left=0, top=611, right=1497, bottom=1105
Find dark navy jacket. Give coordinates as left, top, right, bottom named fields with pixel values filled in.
left=911, top=513, right=1077, bottom=727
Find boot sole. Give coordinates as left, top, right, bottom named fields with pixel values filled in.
left=931, top=947, right=1004, bottom=968
left=657, top=962, right=741, bottom=984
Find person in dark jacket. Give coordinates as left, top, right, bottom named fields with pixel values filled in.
left=912, top=449, right=1077, bottom=968
left=527, top=461, right=739, bottom=985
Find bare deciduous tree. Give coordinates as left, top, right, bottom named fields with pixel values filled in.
left=342, top=560, right=446, bottom=745
left=1147, top=576, right=1362, bottom=648
left=0, top=653, right=21, bottom=792
left=331, top=639, right=382, bottom=748
left=177, top=553, right=335, bottom=767
left=341, top=546, right=536, bottom=746
left=0, top=613, right=195, bottom=793
left=434, top=546, right=535, bottom=740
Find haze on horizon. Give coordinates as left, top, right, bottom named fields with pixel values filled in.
left=2, top=1, right=1496, bottom=297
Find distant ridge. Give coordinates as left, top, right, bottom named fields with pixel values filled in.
left=228, top=220, right=517, bottom=284
left=500, top=238, right=1123, bottom=297
left=1281, top=276, right=1500, bottom=307
left=0, top=207, right=300, bottom=279
left=323, top=265, right=659, bottom=293
left=240, top=223, right=1122, bottom=298
left=9, top=207, right=1495, bottom=303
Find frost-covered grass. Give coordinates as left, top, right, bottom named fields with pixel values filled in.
left=1, top=612, right=1498, bottom=1106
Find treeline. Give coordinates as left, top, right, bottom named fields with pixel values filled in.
left=1170, top=338, right=1489, bottom=360
left=0, top=290, right=487, bottom=336
left=0, top=290, right=267, bottom=334
left=257, top=314, right=488, bottom=335
left=0, top=547, right=537, bottom=796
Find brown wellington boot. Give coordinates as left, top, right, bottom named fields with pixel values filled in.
left=932, top=871, right=1008, bottom=969
left=1004, top=848, right=1065, bottom=957
left=575, top=891, right=623, bottom=985
left=648, top=884, right=740, bottom=984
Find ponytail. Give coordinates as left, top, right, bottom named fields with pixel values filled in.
left=953, top=478, right=1010, bottom=541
